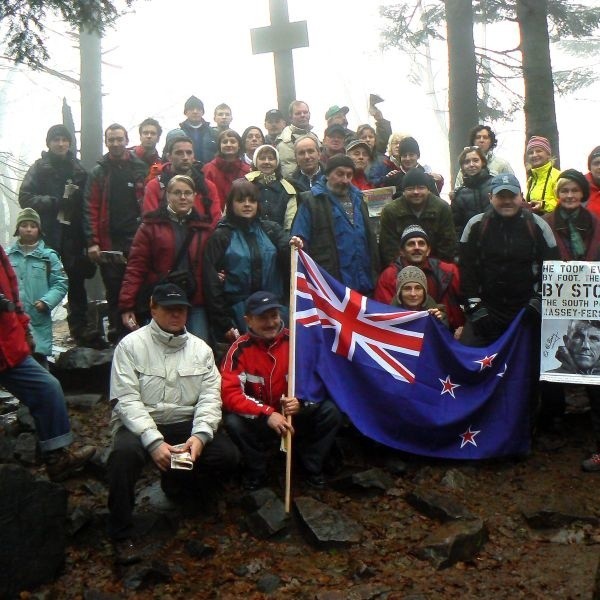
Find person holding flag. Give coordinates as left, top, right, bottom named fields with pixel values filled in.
left=220, top=291, right=342, bottom=491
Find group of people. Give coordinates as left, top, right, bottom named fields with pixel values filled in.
left=3, top=95, right=600, bottom=564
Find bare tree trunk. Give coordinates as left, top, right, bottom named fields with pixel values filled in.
left=444, top=0, right=478, bottom=188
left=517, top=0, right=560, bottom=166
left=79, top=27, right=103, bottom=170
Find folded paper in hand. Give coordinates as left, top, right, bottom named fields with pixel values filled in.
left=170, top=444, right=193, bottom=470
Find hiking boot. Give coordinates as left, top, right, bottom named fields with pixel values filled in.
left=45, top=445, right=96, bottom=482
left=305, top=472, right=326, bottom=490
left=581, top=453, right=600, bottom=472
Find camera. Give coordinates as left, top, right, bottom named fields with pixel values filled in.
left=0, top=293, right=15, bottom=313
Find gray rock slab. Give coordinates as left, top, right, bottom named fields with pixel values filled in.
left=521, top=496, right=599, bottom=529
left=241, top=487, right=278, bottom=512
left=257, top=573, right=281, bottom=594
left=246, top=497, right=288, bottom=538
left=0, top=464, right=67, bottom=596
left=405, top=487, right=474, bottom=522
left=440, top=468, right=470, bottom=490
left=334, top=468, right=395, bottom=493
left=14, top=432, right=38, bottom=465
left=294, top=496, right=363, bottom=548
left=122, top=560, right=171, bottom=591
left=64, top=393, right=104, bottom=411
left=16, top=405, right=35, bottom=431
left=55, top=346, right=114, bottom=370
left=415, top=518, right=488, bottom=569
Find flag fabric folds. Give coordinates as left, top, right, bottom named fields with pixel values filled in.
left=293, top=249, right=533, bottom=459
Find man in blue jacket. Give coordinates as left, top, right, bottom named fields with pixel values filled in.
left=291, top=154, right=380, bottom=295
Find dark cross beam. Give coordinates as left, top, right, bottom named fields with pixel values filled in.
left=251, top=0, right=309, bottom=114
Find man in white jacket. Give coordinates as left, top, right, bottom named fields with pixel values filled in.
left=107, top=283, right=239, bottom=563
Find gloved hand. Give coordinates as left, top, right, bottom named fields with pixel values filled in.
left=31, top=195, right=56, bottom=211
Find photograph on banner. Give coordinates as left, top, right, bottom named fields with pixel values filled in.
left=540, top=260, right=600, bottom=385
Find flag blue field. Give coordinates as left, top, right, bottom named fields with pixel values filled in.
left=293, top=250, right=533, bottom=459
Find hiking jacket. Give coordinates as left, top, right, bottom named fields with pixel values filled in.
left=379, top=193, right=457, bottom=265
left=202, top=157, right=251, bottom=210
left=451, top=168, right=494, bottom=239
left=109, top=319, right=221, bottom=452
left=246, top=171, right=297, bottom=227
left=7, top=240, right=67, bottom=355
left=18, top=150, right=88, bottom=255
left=544, top=207, right=600, bottom=261
left=526, top=161, right=561, bottom=213
left=221, top=327, right=289, bottom=417
left=83, top=151, right=148, bottom=250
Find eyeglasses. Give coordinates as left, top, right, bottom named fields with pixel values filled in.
left=169, top=189, right=194, bottom=198
left=463, top=146, right=479, bottom=152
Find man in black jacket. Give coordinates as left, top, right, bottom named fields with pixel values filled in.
left=19, top=124, right=102, bottom=346
left=459, top=173, right=558, bottom=346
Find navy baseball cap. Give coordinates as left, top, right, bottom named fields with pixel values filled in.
left=491, top=173, right=521, bottom=195
left=245, top=291, right=283, bottom=316
left=151, top=283, right=192, bottom=307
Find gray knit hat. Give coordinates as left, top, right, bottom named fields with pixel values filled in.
left=14, top=207, right=42, bottom=236
left=400, top=224, right=429, bottom=247
left=396, top=266, right=427, bottom=294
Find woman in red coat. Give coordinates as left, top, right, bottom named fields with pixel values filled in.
left=202, top=129, right=250, bottom=210
left=119, top=175, right=216, bottom=341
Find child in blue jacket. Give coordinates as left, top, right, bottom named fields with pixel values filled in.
left=8, top=208, right=68, bottom=368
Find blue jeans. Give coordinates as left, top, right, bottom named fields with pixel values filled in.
left=187, top=306, right=209, bottom=342
left=0, top=355, right=72, bottom=452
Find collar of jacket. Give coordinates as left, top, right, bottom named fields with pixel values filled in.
left=149, top=318, right=188, bottom=349
left=530, top=160, right=555, bottom=179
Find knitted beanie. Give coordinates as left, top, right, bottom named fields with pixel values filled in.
left=184, top=95, right=204, bottom=113
left=526, top=136, right=551, bottom=155
left=14, top=207, right=42, bottom=236
left=400, top=224, right=429, bottom=247
left=325, top=154, right=355, bottom=175
left=396, top=266, right=427, bottom=293
left=398, top=136, right=420, bottom=157
left=402, top=168, right=430, bottom=190
left=46, top=124, right=72, bottom=146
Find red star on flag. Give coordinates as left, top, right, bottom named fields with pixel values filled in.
left=439, top=375, right=460, bottom=398
left=474, top=353, right=497, bottom=371
left=459, top=426, right=481, bottom=448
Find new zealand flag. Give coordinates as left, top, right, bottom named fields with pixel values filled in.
left=293, top=250, right=533, bottom=459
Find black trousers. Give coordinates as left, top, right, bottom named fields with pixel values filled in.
left=107, top=422, right=240, bottom=540
left=224, top=400, right=342, bottom=479
left=65, top=256, right=94, bottom=337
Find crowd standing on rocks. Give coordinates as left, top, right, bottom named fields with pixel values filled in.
left=1, top=98, right=600, bottom=597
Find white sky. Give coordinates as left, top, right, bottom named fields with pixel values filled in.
left=0, top=0, right=599, bottom=242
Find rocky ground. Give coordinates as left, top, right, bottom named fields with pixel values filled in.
left=2, top=319, right=600, bottom=599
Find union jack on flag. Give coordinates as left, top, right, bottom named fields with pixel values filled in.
left=294, top=249, right=427, bottom=383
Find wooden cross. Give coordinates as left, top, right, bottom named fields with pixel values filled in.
left=251, top=0, right=309, bottom=114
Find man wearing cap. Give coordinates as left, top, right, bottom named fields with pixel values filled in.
left=107, top=283, right=239, bottom=563
left=276, top=100, right=321, bottom=179
left=84, top=123, right=148, bottom=344
left=346, top=139, right=374, bottom=191
left=320, top=124, right=347, bottom=165
left=173, top=96, right=218, bottom=165
left=291, top=154, right=379, bottom=295
left=0, top=240, right=95, bottom=481
left=221, top=291, right=342, bottom=490
left=324, top=105, right=354, bottom=141
left=374, top=224, right=464, bottom=331
left=379, top=168, right=456, bottom=266
left=19, top=124, right=100, bottom=346
left=460, top=173, right=558, bottom=345
left=264, top=109, right=287, bottom=146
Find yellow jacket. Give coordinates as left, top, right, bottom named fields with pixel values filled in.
left=525, top=161, right=561, bottom=213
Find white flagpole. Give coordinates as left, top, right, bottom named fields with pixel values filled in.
left=284, top=245, right=299, bottom=514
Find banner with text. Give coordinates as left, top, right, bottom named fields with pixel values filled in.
left=540, top=260, right=600, bottom=385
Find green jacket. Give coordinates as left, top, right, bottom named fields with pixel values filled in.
left=379, top=193, right=457, bottom=265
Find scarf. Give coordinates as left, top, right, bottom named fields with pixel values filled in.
left=558, top=207, right=586, bottom=259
